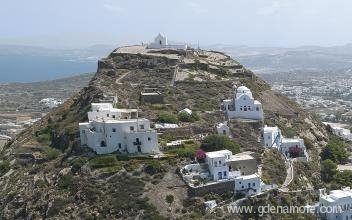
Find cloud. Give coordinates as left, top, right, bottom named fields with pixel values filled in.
left=103, top=3, right=124, bottom=13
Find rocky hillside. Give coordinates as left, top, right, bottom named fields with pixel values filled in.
left=0, top=45, right=329, bottom=219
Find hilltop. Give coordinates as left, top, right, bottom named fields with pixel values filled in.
left=0, top=45, right=329, bottom=219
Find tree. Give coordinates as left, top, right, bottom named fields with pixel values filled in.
left=321, top=138, right=348, bottom=164
left=335, top=171, right=352, bottom=187
left=200, top=135, right=240, bottom=153
left=321, top=159, right=337, bottom=182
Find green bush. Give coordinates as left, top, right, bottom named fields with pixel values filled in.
left=321, top=138, right=348, bottom=164
left=0, top=160, right=10, bottom=176
left=200, top=134, right=240, bottom=153
left=40, top=146, right=61, bottom=160
left=158, top=112, right=179, bottom=124
left=178, top=112, right=200, bottom=122
left=166, top=194, right=174, bottom=204
left=335, top=170, right=352, bottom=187
left=70, top=157, right=88, bottom=173
left=89, top=155, right=119, bottom=169
left=167, top=143, right=199, bottom=158
left=144, top=160, right=165, bottom=175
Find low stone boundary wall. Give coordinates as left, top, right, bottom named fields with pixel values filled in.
left=188, top=180, right=235, bottom=197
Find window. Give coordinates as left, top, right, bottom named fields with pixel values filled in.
left=240, top=106, right=243, bottom=111
left=242, top=186, right=244, bottom=189
left=256, top=107, right=259, bottom=111
left=112, top=128, right=116, bottom=132
left=140, top=125, right=145, bottom=129
left=130, top=126, right=134, bottom=131
left=148, top=137, right=151, bottom=141
left=253, top=183, right=255, bottom=186
left=82, top=130, right=85, bottom=134
left=118, top=143, right=122, bottom=148
left=223, top=171, right=227, bottom=177
left=215, top=161, right=217, bottom=167
left=248, top=183, right=251, bottom=187
left=219, top=160, right=221, bottom=165
left=239, top=181, right=241, bottom=184
left=244, top=106, right=247, bottom=111
left=112, top=115, right=116, bottom=119
left=107, top=114, right=109, bottom=117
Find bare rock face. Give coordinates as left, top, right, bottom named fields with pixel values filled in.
left=0, top=45, right=330, bottom=219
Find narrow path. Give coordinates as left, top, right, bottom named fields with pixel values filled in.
left=279, top=159, right=294, bottom=192
left=115, top=71, right=131, bottom=84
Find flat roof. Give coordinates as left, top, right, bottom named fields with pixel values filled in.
left=229, top=154, right=254, bottom=162
left=281, top=138, right=302, bottom=143
left=263, top=126, right=279, bottom=132
left=236, top=174, right=259, bottom=180
left=206, top=150, right=232, bottom=158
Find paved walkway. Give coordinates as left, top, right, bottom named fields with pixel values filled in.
left=279, top=159, right=294, bottom=192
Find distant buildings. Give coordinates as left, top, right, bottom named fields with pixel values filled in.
left=222, top=86, right=264, bottom=120
left=79, top=103, right=159, bottom=155
left=40, top=98, right=63, bottom=109
left=261, top=125, right=308, bottom=161
left=147, top=33, right=188, bottom=50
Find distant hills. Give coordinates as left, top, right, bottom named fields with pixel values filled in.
left=208, top=43, right=352, bottom=74
left=0, top=45, right=114, bottom=83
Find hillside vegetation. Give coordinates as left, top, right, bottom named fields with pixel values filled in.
left=0, top=46, right=330, bottom=219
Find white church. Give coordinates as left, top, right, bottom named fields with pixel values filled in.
left=222, top=86, right=264, bottom=120
left=261, top=125, right=309, bottom=161
left=79, top=103, right=160, bottom=155
left=147, top=33, right=188, bottom=50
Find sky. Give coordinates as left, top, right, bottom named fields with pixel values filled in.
left=1, top=0, right=352, bottom=49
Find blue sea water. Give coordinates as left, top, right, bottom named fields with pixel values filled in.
left=0, top=55, right=97, bottom=83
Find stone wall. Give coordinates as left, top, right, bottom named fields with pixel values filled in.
left=188, top=180, right=235, bottom=197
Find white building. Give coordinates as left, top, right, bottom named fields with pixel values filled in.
left=261, top=126, right=309, bottom=161
left=234, top=174, right=261, bottom=195
left=323, top=122, right=352, bottom=141
left=205, top=150, right=261, bottom=195
left=261, top=126, right=282, bottom=148
left=147, top=33, right=188, bottom=50
left=216, top=123, right=230, bottom=136
left=222, top=86, right=264, bottom=120
left=79, top=103, right=159, bottom=155
left=40, top=98, right=63, bottom=109
left=318, top=188, right=352, bottom=220
left=206, top=150, right=232, bottom=181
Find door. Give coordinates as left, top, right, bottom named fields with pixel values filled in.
left=218, top=172, right=223, bottom=180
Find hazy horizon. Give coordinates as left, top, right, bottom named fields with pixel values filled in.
left=2, top=0, right=352, bottom=49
